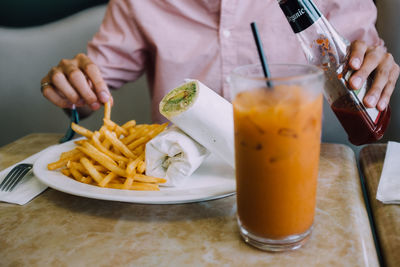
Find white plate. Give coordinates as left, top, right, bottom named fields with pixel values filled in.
left=33, top=140, right=235, bottom=204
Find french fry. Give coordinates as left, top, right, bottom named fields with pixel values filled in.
left=99, top=172, right=117, bottom=187
left=121, top=126, right=149, bottom=145
left=104, top=130, right=135, bottom=159
left=127, top=155, right=143, bottom=174
left=80, top=157, right=104, bottom=184
left=102, top=139, right=112, bottom=149
left=104, top=101, right=111, bottom=120
left=70, top=165, right=93, bottom=184
left=71, top=122, right=93, bottom=138
left=69, top=165, right=84, bottom=181
left=134, top=174, right=166, bottom=184
left=127, top=136, right=149, bottom=150
left=60, top=148, right=80, bottom=160
left=103, top=118, right=128, bottom=137
left=79, top=176, right=94, bottom=184
left=93, top=165, right=108, bottom=173
left=124, top=157, right=142, bottom=189
left=137, top=161, right=146, bottom=174
left=121, top=120, right=136, bottom=130
left=125, top=123, right=167, bottom=151
left=67, top=161, right=86, bottom=174
left=77, top=145, right=126, bottom=177
left=117, top=160, right=127, bottom=169
left=47, top=152, right=84, bottom=170
left=112, top=146, right=121, bottom=155
left=123, top=177, right=134, bottom=189
left=67, top=161, right=107, bottom=174
left=61, top=168, right=71, bottom=176
left=99, top=125, right=109, bottom=139
left=133, top=145, right=145, bottom=156
left=74, top=139, right=86, bottom=146
left=129, top=127, right=136, bottom=135
left=149, top=123, right=168, bottom=138
left=82, top=141, right=115, bottom=163
left=92, top=131, right=129, bottom=162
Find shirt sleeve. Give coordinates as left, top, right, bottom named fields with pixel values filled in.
left=318, top=0, right=384, bottom=47
left=87, top=0, right=148, bottom=89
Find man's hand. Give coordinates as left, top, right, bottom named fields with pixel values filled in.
left=348, top=40, right=399, bottom=111
left=41, top=53, right=113, bottom=111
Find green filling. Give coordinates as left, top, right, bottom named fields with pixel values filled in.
left=160, top=82, right=197, bottom=116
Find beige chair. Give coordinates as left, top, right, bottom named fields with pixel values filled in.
left=0, top=5, right=151, bottom=147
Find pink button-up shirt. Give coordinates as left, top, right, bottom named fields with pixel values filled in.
left=87, top=0, right=382, bottom=123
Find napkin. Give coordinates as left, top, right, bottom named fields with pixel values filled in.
left=376, top=141, right=400, bottom=204
left=0, top=147, right=53, bottom=205
left=145, top=126, right=210, bottom=186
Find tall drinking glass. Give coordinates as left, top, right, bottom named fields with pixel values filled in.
left=229, top=63, right=324, bottom=251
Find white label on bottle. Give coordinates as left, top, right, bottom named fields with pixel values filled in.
left=352, top=87, right=380, bottom=124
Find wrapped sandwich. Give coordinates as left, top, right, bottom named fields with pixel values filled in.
left=159, top=79, right=234, bottom=167
left=145, top=126, right=209, bottom=186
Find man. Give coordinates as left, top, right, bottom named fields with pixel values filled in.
left=41, top=0, right=399, bottom=123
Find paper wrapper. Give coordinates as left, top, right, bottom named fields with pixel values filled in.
left=145, top=126, right=209, bottom=186
left=160, top=79, right=234, bottom=167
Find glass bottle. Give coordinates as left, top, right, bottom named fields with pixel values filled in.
left=277, top=0, right=390, bottom=145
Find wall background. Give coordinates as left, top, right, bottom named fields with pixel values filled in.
left=376, top=0, right=400, bottom=143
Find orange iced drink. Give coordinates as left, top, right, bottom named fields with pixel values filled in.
left=233, top=83, right=323, bottom=249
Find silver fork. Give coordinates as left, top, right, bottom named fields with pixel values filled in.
left=0, top=163, right=33, bottom=192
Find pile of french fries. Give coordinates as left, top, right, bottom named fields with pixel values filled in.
left=47, top=102, right=168, bottom=191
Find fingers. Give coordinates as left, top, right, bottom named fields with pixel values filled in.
left=78, top=54, right=112, bottom=104
left=64, top=63, right=100, bottom=110
left=363, top=53, right=394, bottom=109
left=347, top=41, right=399, bottom=111
left=348, top=40, right=367, bottom=70
left=41, top=76, right=72, bottom=109
left=40, top=53, right=111, bottom=111
left=49, top=66, right=80, bottom=104
left=349, top=45, right=386, bottom=91
left=375, top=64, right=400, bottom=111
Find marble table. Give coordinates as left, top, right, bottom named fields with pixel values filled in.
left=359, top=144, right=400, bottom=267
left=0, top=134, right=378, bottom=266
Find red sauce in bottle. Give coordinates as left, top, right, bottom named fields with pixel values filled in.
left=279, top=0, right=392, bottom=145
left=331, top=93, right=391, bottom=146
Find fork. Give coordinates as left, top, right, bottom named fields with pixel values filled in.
left=0, top=163, right=33, bottom=192
left=59, top=105, right=80, bottom=143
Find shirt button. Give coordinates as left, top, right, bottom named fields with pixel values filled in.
left=223, top=29, right=231, bottom=38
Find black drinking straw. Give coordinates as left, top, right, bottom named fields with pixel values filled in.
left=250, top=22, right=273, bottom=88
